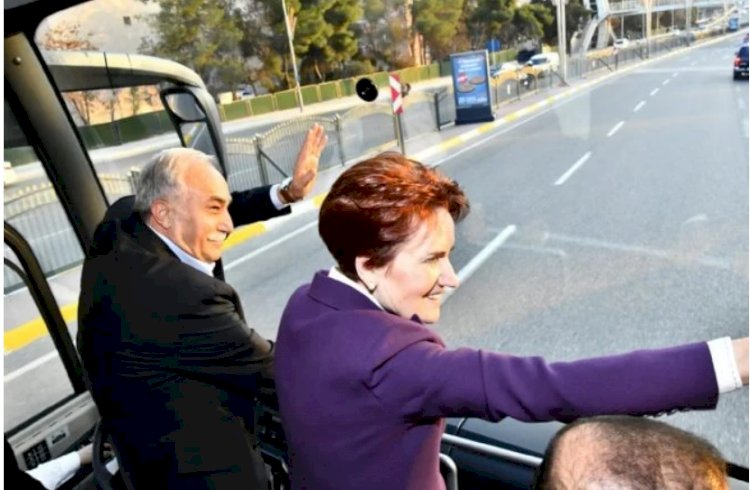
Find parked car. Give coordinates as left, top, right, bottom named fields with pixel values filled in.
left=613, top=38, right=630, bottom=49
left=516, top=48, right=538, bottom=64
left=734, top=43, right=749, bottom=80
left=525, top=53, right=560, bottom=73
left=491, top=61, right=521, bottom=78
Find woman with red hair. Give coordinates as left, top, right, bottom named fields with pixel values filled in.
left=275, top=152, right=748, bottom=490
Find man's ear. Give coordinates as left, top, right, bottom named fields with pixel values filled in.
left=354, top=256, right=380, bottom=293
left=150, top=200, right=172, bottom=229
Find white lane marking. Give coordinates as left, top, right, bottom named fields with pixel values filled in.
left=607, top=121, right=625, bottom=137
left=662, top=79, right=671, bottom=86
left=5, top=351, right=58, bottom=383
left=633, top=101, right=646, bottom=112
left=554, top=152, right=592, bottom=186
left=682, top=213, right=708, bottom=225
left=650, top=88, right=660, bottom=96
left=225, top=220, right=319, bottom=271
left=738, top=98, right=745, bottom=110
left=442, top=225, right=517, bottom=303
left=672, top=72, right=679, bottom=78
left=546, top=232, right=731, bottom=270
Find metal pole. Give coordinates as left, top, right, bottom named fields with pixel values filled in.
left=281, top=0, right=304, bottom=112
left=395, top=113, right=406, bottom=154
left=645, top=0, right=652, bottom=57
left=555, top=0, right=568, bottom=83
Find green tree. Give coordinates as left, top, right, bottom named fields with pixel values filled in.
left=466, top=0, right=515, bottom=50
left=532, top=0, right=588, bottom=52
left=233, top=0, right=288, bottom=92
left=412, top=0, right=464, bottom=60
left=139, top=0, right=245, bottom=95
left=500, top=3, right=553, bottom=47
left=359, top=0, right=413, bottom=69
left=292, top=0, right=362, bottom=82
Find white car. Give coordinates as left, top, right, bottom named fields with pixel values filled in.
left=491, top=61, right=521, bottom=77
left=525, top=53, right=560, bottom=73
left=614, top=38, right=630, bottom=49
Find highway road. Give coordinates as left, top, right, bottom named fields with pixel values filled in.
left=4, top=34, right=748, bottom=466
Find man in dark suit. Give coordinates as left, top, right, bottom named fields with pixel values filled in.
left=77, top=125, right=327, bottom=489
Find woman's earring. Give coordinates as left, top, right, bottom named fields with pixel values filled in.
left=367, top=283, right=377, bottom=293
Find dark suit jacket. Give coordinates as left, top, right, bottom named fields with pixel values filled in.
left=275, top=270, right=719, bottom=490
left=78, top=186, right=289, bottom=489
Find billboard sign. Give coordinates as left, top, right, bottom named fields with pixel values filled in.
left=450, top=50, right=494, bottom=124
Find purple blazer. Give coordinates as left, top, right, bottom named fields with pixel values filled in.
left=275, top=270, right=718, bottom=490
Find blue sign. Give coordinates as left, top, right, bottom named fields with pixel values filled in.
left=450, top=50, right=494, bottom=124
left=486, top=38, right=501, bottom=52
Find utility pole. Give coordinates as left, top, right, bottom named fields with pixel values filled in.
left=281, top=0, right=304, bottom=112
left=554, top=0, right=569, bottom=83
left=645, top=0, right=652, bottom=57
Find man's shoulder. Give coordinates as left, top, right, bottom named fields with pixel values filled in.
left=85, top=214, right=221, bottom=296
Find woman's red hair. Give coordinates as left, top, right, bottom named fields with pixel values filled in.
left=319, top=152, right=469, bottom=279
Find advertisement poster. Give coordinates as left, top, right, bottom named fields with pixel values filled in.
left=451, top=50, right=494, bottom=124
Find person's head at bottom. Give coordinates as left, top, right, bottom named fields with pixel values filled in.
left=319, top=152, right=470, bottom=323
left=134, top=148, right=233, bottom=263
left=533, top=415, right=728, bottom=490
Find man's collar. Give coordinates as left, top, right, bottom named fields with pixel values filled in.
left=147, top=225, right=216, bottom=277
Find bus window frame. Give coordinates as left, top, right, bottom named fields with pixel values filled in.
left=4, top=223, right=89, bottom=435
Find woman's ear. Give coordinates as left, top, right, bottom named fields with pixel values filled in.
left=354, top=256, right=379, bottom=293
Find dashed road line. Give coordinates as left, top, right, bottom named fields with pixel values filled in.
left=442, top=225, right=517, bottom=303
left=554, top=151, right=592, bottom=186
left=607, top=121, right=625, bottom=137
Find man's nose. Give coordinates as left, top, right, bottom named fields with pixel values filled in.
left=220, top=210, right=234, bottom=235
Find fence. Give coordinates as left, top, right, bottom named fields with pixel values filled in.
left=4, top=174, right=136, bottom=291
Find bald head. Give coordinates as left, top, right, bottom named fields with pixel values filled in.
left=533, top=416, right=728, bottom=490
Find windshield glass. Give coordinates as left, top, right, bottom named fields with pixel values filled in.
left=4, top=0, right=747, bottom=472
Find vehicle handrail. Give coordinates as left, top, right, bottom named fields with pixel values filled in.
left=439, top=453, right=460, bottom=490
left=441, top=432, right=542, bottom=468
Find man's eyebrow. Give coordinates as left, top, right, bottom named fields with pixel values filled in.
left=208, top=195, right=232, bottom=205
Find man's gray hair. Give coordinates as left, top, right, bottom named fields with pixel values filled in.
left=133, top=148, right=220, bottom=215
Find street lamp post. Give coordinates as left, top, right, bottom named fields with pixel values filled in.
left=281, top=0, right=304, bottom=112
left=645, top=0, right=652, bottom=57
left=553, top=0, right=568, bottom=83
